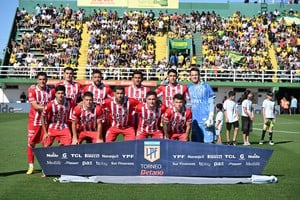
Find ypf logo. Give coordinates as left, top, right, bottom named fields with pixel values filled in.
left=144, top=141, right=160, bottom=162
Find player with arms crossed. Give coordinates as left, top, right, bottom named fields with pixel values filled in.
left=188, top=67, right=215, bottom=143
left=71, top=91, right=104, bottom=144
left=42, top=85, right=74, bottom=147
left=259, top=91, right=276, bottom=145
left=135, top=91, right=166, bottom=139
left=26, top=72, right=53, bottom=175
left=155, top=69, right=189, bottom=108
left=125, top=70, right=150, bottom=103
left=163, top=94, right=192, bottom=141
left=103, top=86, right=139, bottom=142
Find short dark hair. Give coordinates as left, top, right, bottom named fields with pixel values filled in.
left=64, top=67, right=74, bottom=73
left=267, top=91, right=273, bottom=97
left=114, top=86, right=125, bottom=92
left=190, top=67, right=200, bottom=75
left=36, top=72, right=47, bottom=79
left=173, top=93, right=186, bottom=104
left=132, top=70, right=143, bottom=79
left=146, top=91, right=157, bottom=98
left=228, top=91, right=235, bottom=97
left=167, top=69, right=177, bottom=76
left=55, top=85, right=65, bottom=93
left=216, top=103, right=223, bottom=110
left=83, top=91, right=93, bottom=99
left=92, top=69, right=102, bottom=76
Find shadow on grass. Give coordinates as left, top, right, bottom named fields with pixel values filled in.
left=274, top=141, right=293, bottom=145
left=0, top=169, right=42, bottom=176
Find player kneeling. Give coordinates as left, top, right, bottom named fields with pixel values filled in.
left=136, top=91, right=166, bottom=139
left=42, top=85, right=74, bottom=147
left=71, top=92, right=104, bottom=144
left=163, top=94, right=192, bottom=141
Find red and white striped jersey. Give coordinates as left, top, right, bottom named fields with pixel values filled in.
left=28, top=85, right=53, bottom=126
left=135, top=103, right=166, bottom=133
left=82, top=83, right=113, bottom=105
left=71, top=105, right=103, bottom=132
left=53, top=81, right=81, bottom=103
left=102, top=97, right=139, bottom=129
left=163, top=107, right=192, bottom=134
left=125, top=85, right=150, bottom=103
left=43, top=98, right=74, bottom=130
left=155, top=84, right=189, bottom=107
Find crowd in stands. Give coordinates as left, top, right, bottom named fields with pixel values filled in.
left=8, top=3, right=84, bottom=78
left=271, top=9, right=300, bottom=80
left=6, top=3, right=300, bottom=82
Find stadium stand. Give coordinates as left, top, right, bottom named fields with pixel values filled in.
left=1, top=1, right=299, bottom=83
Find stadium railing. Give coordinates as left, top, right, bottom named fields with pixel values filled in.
left=0, top=65, right=299, bottom=83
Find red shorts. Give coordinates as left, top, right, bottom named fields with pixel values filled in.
left=169, top=133, right=187, bottom=141
left=27, top=123, right=44, bottom=145
left=136, top=130, right=163, bottom=139
left=44, top=127, right=72, bottom=147
left=78, top=131, right=98, bottom=143
left=106, top=126, right=135, bottom=142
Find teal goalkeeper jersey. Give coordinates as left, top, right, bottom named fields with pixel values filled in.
left=188, top=82, right=215, bottom=124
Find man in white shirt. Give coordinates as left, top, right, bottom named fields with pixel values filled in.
left=290, top=95, right=298, bottom=115
left=223, top=91, right=239, bottom=145
left=241, top=90, right=254, bottom=146
left=260, top=92, right=276, bottom=145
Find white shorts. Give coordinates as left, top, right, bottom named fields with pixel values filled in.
left=215, top=125, right=223, bottom=136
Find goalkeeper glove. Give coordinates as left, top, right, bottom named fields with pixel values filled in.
left=205, top=112, right=214, bottom=128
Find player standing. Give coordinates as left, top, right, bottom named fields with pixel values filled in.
left=259, top=91, right=276, bottom=145
left=103, top=86, right=139, bottom=142
left=223, top=91, right=239, bottom=145
left=188, top=67, right=215, bottom=143
left=42, top=85, right=74, bottom=147
left=26, top=72, right=53, bottom=175
left=54, top=67, right=82, bottom=103
left=71, top=91, right=104, bottom=144
left=241, top=90, right=254, bottom=145
left=82, top=69, right=113, bottom=105
left=125, top=70, right=150, bottom=103
left=155, top=69, right=189, bottom=108
left=162, top=94, right=192, bottom=141
left=135, top=91, right=166, bottom=139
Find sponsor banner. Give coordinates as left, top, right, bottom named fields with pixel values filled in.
left=237, top=105, right=280, bottom=115
left=0, top=103, right=30, bottom=113
left=78, top=0, right=179, bottom=9
left=77, top=0, right=127, bottom=7
left=170, top=39, right=191, bottom=50
left=34, top=139, right=272, bottom=177
left=127, top=0, right=178, bottom=9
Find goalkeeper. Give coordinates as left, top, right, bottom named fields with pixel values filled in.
left=188, top=67, right=216, bottom=143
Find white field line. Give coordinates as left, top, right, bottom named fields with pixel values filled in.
left=252, top=128, right=300, bottom=134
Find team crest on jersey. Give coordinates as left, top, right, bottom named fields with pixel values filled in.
left=144, top=141, right=160, bottom=162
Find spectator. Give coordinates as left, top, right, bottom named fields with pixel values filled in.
left=280, top=97, right=290, bottom=114
left=290, top=95, right=298, bottom=115
left=20, top=91, right=27, bottom=103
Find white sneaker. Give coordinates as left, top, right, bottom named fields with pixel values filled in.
left=269, top=141, right=274, bottom=145
left=259, top=140, right=264, bottom=145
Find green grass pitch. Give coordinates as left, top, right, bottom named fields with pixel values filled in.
left=0, top=113, right=300, bottom=200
